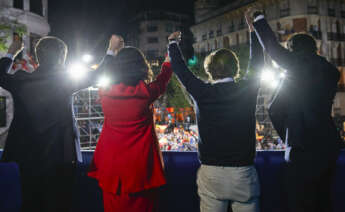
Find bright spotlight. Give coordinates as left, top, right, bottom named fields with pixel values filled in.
left=82, top=54, right=93, bottom=63
left=97, top=76, right=111, bottom=87
left=272, top=60, right=279, bottom=69
left=68, top=63, right=87, bottom=79
left=279, top=72, right=286, bottom=78
left=261, top=69, right=275, bottom=82
left=270, top=80, right=279, bottom=89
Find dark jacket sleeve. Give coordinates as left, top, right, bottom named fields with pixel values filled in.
left=253, top=18, right=301, bottom=72
left=0, top=57, right=14, bottom=90
left=243, top=32, right=265, bottom=79
left=168, top=43, right=209, bottom=99
left=68, top=55, right=114, bottom=93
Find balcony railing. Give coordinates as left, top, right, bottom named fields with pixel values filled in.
left=328, top=32, right=345, bottom=41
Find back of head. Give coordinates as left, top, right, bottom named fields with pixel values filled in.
left=35, top=36, right=68, bottom=67
left=287, top=33, right=317, bottom=54
left=104, top=47, right=152, bottom=86
left=204, top=49, right=239, bottom=81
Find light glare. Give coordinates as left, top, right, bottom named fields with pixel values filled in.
left=97, top=76, right=111, bottom=87
left=68, top=63, right=87, bottom=79
left=82, top=54, right=93, bottom=63
left=261, top=69, right=275, bottom=82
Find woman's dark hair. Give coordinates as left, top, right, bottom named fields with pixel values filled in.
left=287, top=33, right=317, bottom=54
left=102, top=47, right=152, bottom=86
left=35, top=36, right=68, bottom=66
left=204, top=48, right=240, bottom=82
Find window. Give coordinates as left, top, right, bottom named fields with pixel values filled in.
left=238, top=18, right=245, bottom=30
left=202, top=34, right=207, bottom=41
left=307, top=0, right=318, bottom=14
left=165, top=23, right=173, bottom=33
left=147, top=37, right=158, bottom=44
left=228, top=21, right=235, bottom=33
left=13, top=0, right=23, bottom=9
left=280, top=0, right=290, bottom=17
left=147, top=25, right=158, bottom=32
left=328, top=1, right=336, bottom=17
left=209, top=30, right=214, bottom=39
left=30, top=0, right=43, bottom=16
left=216, top=24, right=222, bottom=36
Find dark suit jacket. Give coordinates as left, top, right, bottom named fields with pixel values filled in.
left=0, top=56, right=112, bottom=174
left=254, top=18, right=341, bottom=154
left=168, top=32, right=264, bottom=166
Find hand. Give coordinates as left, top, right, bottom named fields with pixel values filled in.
left=164, top=53, right=170, bottom=63
left=168, top=31, right=181, bottom=42
left=7, top=38, right=24, bottom=57
left=108, top=34, right=124, bottom=55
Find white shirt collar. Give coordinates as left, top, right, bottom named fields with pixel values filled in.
left=214, top=77, right=234, bottom=84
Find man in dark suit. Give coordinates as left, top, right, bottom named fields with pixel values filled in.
left=0, top=35, right=123, bottom=212
left=250, top=9, right=342, bottom=212
left=167, top=13, right=264, bottom=212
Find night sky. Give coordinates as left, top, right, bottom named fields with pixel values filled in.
left=48, top=0, right=195, bottom=62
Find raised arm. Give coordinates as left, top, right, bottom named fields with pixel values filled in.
left=252, top=13, right=299, bottom=72
left=243, top=9, right=265, bottom=79
left=168, top=32, right=209, bottom=99
left=148, top=59, right=173, bottom=103
left=0, top=36, right=24, bottom=90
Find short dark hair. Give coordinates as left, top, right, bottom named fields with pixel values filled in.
left=204, top=48, right=240, bottom=81
left=35, top=36, right=68, bottom=66
left=287, top=33, right=317, bottom=54
left=103, top=47, right=152, bottom=86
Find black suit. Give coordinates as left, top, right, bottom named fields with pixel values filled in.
left=168, top=32, right=264, bottom=167
left=254, top=18, right=341, bottom=212
left=0, top=55, right=111, bottom=212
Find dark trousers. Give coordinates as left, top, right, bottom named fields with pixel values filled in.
left=20, top=163, right=76, bottom=212
left=284, top=150, right=338, bottom=212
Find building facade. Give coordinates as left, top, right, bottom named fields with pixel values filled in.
left=0, top=0, right=50, bottom=57
left=191, top=0, right=345, bottom=117
left=127, top=10, right=192, bottom=65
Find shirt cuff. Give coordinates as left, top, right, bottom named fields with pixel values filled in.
left=5, top=53, right=14, bottom=60
left=254, top=15, right=265, bottom=22
left=106, top=50, right=115, bottom=56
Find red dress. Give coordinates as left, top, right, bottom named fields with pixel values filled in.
left=88, top=62, right=172, bottom=196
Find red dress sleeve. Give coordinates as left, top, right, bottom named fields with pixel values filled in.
left=148, top=62, right=173, bottom=103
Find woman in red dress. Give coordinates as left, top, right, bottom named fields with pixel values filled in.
left=88, top=37, right=172, bottom=212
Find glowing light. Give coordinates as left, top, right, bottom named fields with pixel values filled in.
left=97, top=76, right=111, bottom=87
left=270, top=80, right=279, bottom=89
left=82, top=54, right=93, bottom=63
left=261, top=69, right=275, bottom=82
left=279, top=72, right=286, bottom=78
left=68, top=63, right=87, bottom=79
left=272, top=60, right=279, bottom=69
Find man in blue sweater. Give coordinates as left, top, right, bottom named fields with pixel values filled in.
left=168, top=12, right=264, bottom=212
